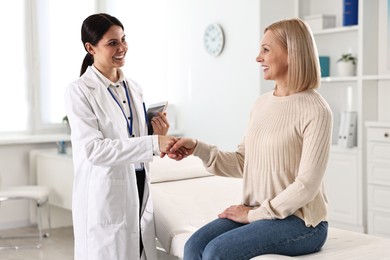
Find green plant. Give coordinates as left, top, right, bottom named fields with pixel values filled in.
left=62, top=115, right=71, bottom=134
left=337, top=53, right=357, bottom=65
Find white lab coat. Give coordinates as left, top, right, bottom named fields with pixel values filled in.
left=65, top=67, right=158, bottom=260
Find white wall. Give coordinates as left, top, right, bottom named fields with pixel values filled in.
left=115, top=0, right=301, bottom=150
left=113, top=0, right=262, bottom=150
left=163, top=0, right=261, bottom=150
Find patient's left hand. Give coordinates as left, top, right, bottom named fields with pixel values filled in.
left=218, top=205, right=250, bottom=224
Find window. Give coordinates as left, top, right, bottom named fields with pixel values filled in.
left=0, top=1, right=165, bottom=134
left=0, top=0, right=95, bottom=134
left=0, top=0, right=29, bottom=133
left=36, top=0, right=95, bottom=127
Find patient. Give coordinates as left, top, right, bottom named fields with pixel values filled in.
left=168, top=18, right=333, bottom=260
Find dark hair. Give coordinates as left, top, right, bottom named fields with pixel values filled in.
left=80, top=13, right=124, bottom=76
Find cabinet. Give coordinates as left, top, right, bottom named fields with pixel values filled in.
left=323, top=147, right=363, bottom=231
left=260, top=0, right=390, bottom=232
left=29, top=149, right=73, bottom=228
left=366, top=122, right=390, bottom=238
left=30, top=149, right=74, bottom=210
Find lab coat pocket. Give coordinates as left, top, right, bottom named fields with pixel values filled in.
left=88, top=178, right=127, bottom=225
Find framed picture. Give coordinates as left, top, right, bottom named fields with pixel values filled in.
left=378, top=0, right=390, bottom=74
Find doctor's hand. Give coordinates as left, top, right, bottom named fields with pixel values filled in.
left=158, top=135, right=177, bottom=158
left=152, top=112, right=169, bottom=135
left=218, top=205, right=250, bottom=224
left=167, top=138, right=198, bottom=161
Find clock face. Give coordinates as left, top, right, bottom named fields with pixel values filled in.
left=203, top=23, right=224, bottom=57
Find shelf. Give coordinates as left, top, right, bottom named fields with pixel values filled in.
left=321, top=75, right=390, bottom=82
left=321, top=76, right=358, bottom=83
left=365, top=121, right=390, bottom=128
left=362, top=75, right=390, bottom=81
left=312, top=25, right=359, bottom=36
left=0, top=133, right=71, bottom=145
left=331, top=144, right=359, bottom=154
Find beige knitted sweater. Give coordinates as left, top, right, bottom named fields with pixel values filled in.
left=193, top=89, right=333, bottom=227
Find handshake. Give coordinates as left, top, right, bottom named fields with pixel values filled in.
left=158, top=136, right=197, bottom=160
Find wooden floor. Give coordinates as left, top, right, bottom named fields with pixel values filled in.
left=0, top=226, right=179, bottom=260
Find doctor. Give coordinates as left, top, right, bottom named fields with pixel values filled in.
left=65, top=13, right=176, bottom=260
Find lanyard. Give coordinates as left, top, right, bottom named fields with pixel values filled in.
left=107, top=81, right=149, bottom=137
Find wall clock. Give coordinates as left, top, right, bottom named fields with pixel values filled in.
left=203, top=23, right=225, bottom=57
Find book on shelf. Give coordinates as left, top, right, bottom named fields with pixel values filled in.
left=337, top=111, right=357, bottom=148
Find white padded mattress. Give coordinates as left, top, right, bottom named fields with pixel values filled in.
left=252, top=227, right=390, bottom=259
left=151, top=176, right=390, bottom=259
left=151, top=175, right=243, bottom=257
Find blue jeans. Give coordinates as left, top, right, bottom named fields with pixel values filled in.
left=184, top=215, right=328, bottom=260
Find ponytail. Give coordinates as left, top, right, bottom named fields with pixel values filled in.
left=80, top=53, right=93, bottom=76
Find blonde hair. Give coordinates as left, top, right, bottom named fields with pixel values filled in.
left=265, top=18, right=321, bottom=91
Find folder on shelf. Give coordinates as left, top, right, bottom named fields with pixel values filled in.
left=343, top=0, right=359, bottom=26
left=319, top=56, right=330, bottom=77
left=337, top=111, right=357, bottom=148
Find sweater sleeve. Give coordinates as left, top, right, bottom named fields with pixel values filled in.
left=193, top=139, right=245, bottom=178
left=248, top=104, right=333, bottom=223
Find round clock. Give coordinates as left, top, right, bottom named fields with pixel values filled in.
left=203, top=23, right=225, bottom=57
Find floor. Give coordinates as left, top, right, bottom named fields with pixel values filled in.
left=0, top=226, right=179, bottom=260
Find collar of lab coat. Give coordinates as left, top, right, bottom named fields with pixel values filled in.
left=81, top=66, right=148, bottom=137
left=90, top=65, right=126, bottom=87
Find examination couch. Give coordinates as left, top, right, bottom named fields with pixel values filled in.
left=149, top=156, right=390, bottom=260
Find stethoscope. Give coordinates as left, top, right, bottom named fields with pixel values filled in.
left=107, top=81, right=149, bottom=137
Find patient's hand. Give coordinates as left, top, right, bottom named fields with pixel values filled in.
left=218, top=205, right=250, bottom=224
left=167, top=138, right=198, bottom=160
